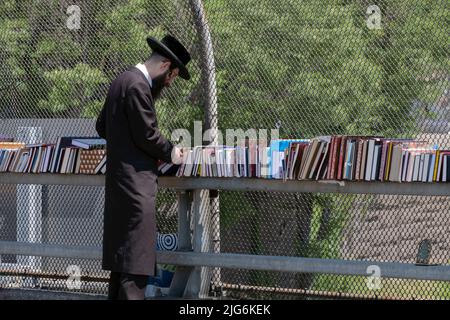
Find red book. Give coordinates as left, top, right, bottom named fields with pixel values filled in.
left=337, top=136, right=347, bottom=180
left=330, top=136, right=342, bottom=180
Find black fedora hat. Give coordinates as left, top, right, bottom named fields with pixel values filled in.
left=146, top=34, right=191, bottom=80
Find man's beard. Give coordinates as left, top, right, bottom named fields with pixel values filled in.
left=151, top=71, right=169, bottom=101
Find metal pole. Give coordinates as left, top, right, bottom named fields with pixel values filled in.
left=189, top=0, right=220, bottom=297
left=2, top=241, right=450, bottom=282
left=168, top=190, right=194, bottom=297
left=183, top=189, right=211, bottom=298
left=16, top=126, right=42, bottom=288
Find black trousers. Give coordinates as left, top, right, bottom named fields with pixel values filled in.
left=107, top=272, right=148, bottom=300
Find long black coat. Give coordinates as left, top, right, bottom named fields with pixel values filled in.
left=95, top=67, right=173, bottom=276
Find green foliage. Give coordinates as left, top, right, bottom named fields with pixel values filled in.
left=39, top=63, right=107, bottom=115
left=205, top=0, right=449, bottom=138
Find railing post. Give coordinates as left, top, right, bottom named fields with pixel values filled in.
left=168, top=190, right=193, bottom=297
left=16, top=126, right=42, bottom=288
left=189, top=0, right=221, bottom=292
left=183, top=189, right=212, bottom=298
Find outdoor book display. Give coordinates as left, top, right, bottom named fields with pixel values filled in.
left=1, top=135, right=449, bottom=183
left=0, top=136, right=106, bottom=175
left=167, top=136, right=447, bottom=183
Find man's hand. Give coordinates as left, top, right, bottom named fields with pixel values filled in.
left=171, top=146, right=184, bottom=165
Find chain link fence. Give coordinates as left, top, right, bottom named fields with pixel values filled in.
left=0, top=0, right=449, bottom=299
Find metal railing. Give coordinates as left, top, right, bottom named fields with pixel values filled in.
left=1, top=173, right=450, bottom=298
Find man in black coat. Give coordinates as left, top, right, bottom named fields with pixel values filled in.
left=95, top=35, right=191, bottom=300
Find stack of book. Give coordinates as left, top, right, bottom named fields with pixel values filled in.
left=0, top=136, right=106, bottom=174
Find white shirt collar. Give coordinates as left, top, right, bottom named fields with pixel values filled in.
left=135, top=63, right=152, bottom=87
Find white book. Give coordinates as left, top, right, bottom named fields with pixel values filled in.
left=271, top=149, right=279, bottom=179
left=183, top=150, right=194, bottom=177
left=418, top=153, right=425, bottom=182
left=224, top=149, right=231, bottom=177
left=422, top=154, right=430, bottom=182
left=216, top=148, right=221, bottom=177
left=413, top=154, right=420, bottom=181
left=443, top=155, right=448, bottom=182
left=406, top=153, right=415, bottom=182
left=219, top=148, right=225, bottom=177
left=45, top=146, right=54, bottom=173
left=259, top=147, right=270, bottom=178
left=75, top=148, right=82, bottom=174
left=40, top=147, right=47, bottom=173
left=202, top=149, right=208, bottom=177
left=365, top=140, right=375, bottom=181
left=222, top=147, right=228, bottom=177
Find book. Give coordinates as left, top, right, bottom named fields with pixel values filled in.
left=94, top=154, right=107, bottom=174
left=51, top=136, right=90, bottom=173
left=300, top=139, right=321, bottom=180
left=71, top=138, right=106, bottom=150
left=337, top=136, right=347, bottom=180
left=422, top=153, right=431, bottom=182
left=269, top=139, right=308, bottom=179
left=329, top=136, right=342, bottom=180
left=428, top=152, right=436, bottom=183
left=0, top=135, right=14, bottom=142
left=372, top=144, right=382, bottom=181
left=0, top=142, right=25, bottom=149
left=354, top=138, right=364, bottom=181
left=315, top=141, right=331, bottom=180
left=360, top=139, right=368, bottom=181
left=343, top=139, right=355, bottom=180
left=388, top=143, right=403, bottom=182
left=309, top=137, right=330, bottom=180
left=78, top=149, right=106, bottom=174
left=365, top=139, right=375, bottom=181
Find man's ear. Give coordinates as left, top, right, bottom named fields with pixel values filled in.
left=161, top=60, right=171, bottom=72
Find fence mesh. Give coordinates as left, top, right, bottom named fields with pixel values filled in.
left=0, top=0, right=449, bottom=299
